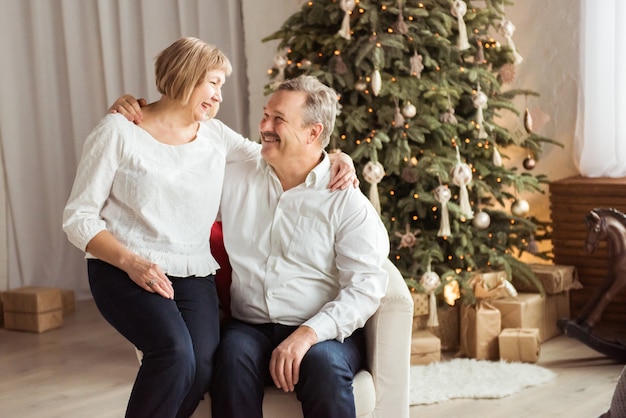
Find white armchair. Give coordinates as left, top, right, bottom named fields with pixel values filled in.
left=136, top=258, right=413, bottom=417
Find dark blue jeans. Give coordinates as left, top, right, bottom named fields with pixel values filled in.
left=210, top=319, right=364, bottom=418
left=88, top=259, right=219, bottom=418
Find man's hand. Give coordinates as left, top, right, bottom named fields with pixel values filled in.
left=329, top=151, right=359, bottom=191
left=108, top=94, right=147, bottom=124
left=269, top=326, right=318, bottom=392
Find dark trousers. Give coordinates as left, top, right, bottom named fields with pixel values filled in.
left=210, top=319, right=364, bottom=418
left=88, top=259, right=219, bottom=418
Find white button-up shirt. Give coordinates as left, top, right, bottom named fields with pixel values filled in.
left=63, top=114, right=259, bottom=277
left=220, top=154, right=389, bottom=342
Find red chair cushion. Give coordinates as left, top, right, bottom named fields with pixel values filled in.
left=210, top=222, right=232, bottom=318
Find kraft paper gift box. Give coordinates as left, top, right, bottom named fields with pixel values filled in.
left=498, top=328, right=541, bottom=363
left=542, top=291, right=570, bottom=342
left=411, top=292, right=429, bottom=317
left=411, top=329, right=441, bottom=365
left=459, top=301, right=501, bottom=360
left=515, top=264, right=582, bottom=294
left=413, top=304, right=460, bottom=352
left=61, top=289, right=76, bottom=314
left=2, top=287, right=63, bottom=333
left=491, top=293, right=542, bottom=332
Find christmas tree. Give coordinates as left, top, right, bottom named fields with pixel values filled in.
left=263, top=0, right=560, bottom=302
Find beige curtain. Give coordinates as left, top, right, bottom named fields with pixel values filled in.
left=575, top=0, right=626, bottom=177
left=0, top=0, right=248, bottom=298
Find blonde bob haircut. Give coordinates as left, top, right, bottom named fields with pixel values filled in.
left=155, top=37, right=232, bottom=106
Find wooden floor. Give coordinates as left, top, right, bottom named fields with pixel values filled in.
left=0, top=300, right=624, bottom=418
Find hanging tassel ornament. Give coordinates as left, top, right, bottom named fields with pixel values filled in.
left=393, top=0, right=409, bottom=34
left=371, top=68, right=382, bottom=96
left=475, top=39, right=486, bottom=64
left=410, top=52, right=424, bottom=78
left=450, top=145, right=474, bottom=219
left=473, top=84, right=488, bottom=139
left=492, top=143, right=502, bottom=167
left=334, top=54, right=348, bottom=75
left=393, top=98, right=405, bottom=127
left=338, top=0, right=356, bottom=40
left=433, top=185, right=452, bottom=237
left=421, top=258, right=441, bottom=325
left=450, top=0, right=470, bottom=51
left=420, top=262, right=441, bottom=327
left=271, top=52, right=289, bottom=88
left=497, top=19, right=523, bottom=65
left=362, top=161, right=385, bottom=214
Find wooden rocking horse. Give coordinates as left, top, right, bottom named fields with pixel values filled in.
left=558, top=208, right=626, bottom=362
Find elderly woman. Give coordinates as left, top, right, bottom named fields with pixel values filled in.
left=63, top=37, right=260, bottom=418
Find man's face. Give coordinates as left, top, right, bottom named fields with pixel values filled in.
left=259, top=90, right=314, bottom=166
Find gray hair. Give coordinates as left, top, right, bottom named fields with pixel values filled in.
left=276, top=75, right=338, bottom=148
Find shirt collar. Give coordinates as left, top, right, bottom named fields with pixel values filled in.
left=260, top=151, right=330, bottom=189
left=305, top=151, right=330, bottom=188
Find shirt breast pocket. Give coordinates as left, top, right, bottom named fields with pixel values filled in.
left=286, top=215, right=332, bottom=263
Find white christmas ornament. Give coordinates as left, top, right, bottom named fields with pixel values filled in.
left=363, top=161, right=385, bottom=214
left=433, top=185, right=452, bottom=237
left=472, top=210, right=491, bottom=229
left=450, top=0, right=470, bottom=51
left=420, top=269, right=441, bottom=327
left=402, top=102, right=417, bottom=118
left=511, top=199, right=530, bottom=217
left=450, top=146, right=473, bottom=219
left=473, top=85, right=488, bottom=139
left=339, top=0, right=356, bottom=40
left=354, top=79, right=367, bottom=91
left=492, top=144, right=502, bottom=167
left=498, top=19, right=523, bottom=65
left=271, top=52, right=289, bottom=87
left=371, top=69, right=382, bottom=96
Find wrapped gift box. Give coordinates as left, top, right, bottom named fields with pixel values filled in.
left=61, top=289, right=76, bottom=314
left=2, top=287, right=63, bottom=333
left=515, top=264, right=582, bottom=295
left=459, top=301, right=501, bottom=360
left=491, top=292, right=570, bottom=342
left=413, top=304, right=460, bottom=352
left=411, top=292, right=429, bottom=317
left=542, top=291, right=570, bottom=341
left=411, top=329, right=441, bottom=365
left=430, top=304, right=460, bottom=352
left=491, top=293, right=542, bottom=337
left=499, top=328, right=541, bottom=363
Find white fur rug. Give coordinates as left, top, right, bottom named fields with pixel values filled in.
left=410, top=358, right=556, bottom=405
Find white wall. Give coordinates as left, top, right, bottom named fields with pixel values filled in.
left=241, top=0, right=581, bottom=242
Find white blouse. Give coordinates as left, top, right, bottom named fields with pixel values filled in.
left=63, top=113, right=259, bottom=277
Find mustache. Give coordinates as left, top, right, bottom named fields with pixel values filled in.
left=261, top=131, right=280, bottom=141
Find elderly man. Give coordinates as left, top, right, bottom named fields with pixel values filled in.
left=212, top=75, right=389, bottom=418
